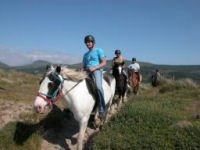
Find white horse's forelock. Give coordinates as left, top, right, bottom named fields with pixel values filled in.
left=118, top=66, right=122, bottom=74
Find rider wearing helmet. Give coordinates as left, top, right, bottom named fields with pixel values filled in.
left=112, top=50, right=125, bottom=67
left=128, top=57, right=141, bottom=83
left=82, top=35, right=107, bottom=117
left=112, top=50, right=129, bottom=85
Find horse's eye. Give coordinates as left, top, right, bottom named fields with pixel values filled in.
left=48, top=82, right=53, bottom=88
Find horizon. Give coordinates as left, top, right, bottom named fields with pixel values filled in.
left=0, top=0, right=200, bottom=65
left=1, top=57, right=200, bottom=67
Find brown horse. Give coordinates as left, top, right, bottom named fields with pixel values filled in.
left=128, top=69, right=142, bottom=95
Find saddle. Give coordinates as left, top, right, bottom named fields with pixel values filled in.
left=85, top=73, right=113, bottom=112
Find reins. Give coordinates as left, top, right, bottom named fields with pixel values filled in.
left=37, top=72, right=84, bottom=109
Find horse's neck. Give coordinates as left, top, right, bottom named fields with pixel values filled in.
left=62, top=80, right=79, bottom=93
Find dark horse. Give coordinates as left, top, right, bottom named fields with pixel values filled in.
left=152, top=70, right=160, bottom=87
left=112, top=63, right=127, bottom=105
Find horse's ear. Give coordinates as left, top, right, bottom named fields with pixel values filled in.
left=56, top=66, right=61, bottom=74
left=46, top=64, right=55, bottom=71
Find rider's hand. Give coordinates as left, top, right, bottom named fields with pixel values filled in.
left=89, top=66, right=97, bottom=72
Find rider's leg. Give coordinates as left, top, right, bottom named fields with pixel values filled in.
left=92, top=70, right=107, bottom=113
left=122, top=70, right=128, bottom=79
left=123, top=70, right=131, bottom=87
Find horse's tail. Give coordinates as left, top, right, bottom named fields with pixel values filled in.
left=110, top=76, right=116, bottom=97
left=107, top=75, right=116, bottom=111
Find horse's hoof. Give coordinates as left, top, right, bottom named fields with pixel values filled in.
left=94, top=119, right=101, bottom=128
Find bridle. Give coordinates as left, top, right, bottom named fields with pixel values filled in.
left=37, top=72, right=64, bottom=109
left=37, top=72, right=82, bottom=109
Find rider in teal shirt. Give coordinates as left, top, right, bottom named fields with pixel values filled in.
left=83, top=48, right=105, bottom=72
left=82, top=35, right=107, bottom=117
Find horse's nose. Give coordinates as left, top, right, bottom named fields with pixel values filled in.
left=34, top=105, right=42, bottom=113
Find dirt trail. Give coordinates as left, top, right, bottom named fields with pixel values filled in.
left=40, top=98, right=127, bottom=150
left=0, top=99, right=33, bottom=128
left=0, top=97, right=128, bottom=150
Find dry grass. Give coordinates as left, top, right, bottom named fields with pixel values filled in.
left=159, top=77, right=198, bottom=93
left=0, top=69, right=42, bottom=102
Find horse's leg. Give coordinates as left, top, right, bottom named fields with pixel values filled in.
left=77, top=117, right=89, bottom=150
left=135, top=84, right=139, bottom=95
left=137, top=84, right=139, bottom=95
left=94, top=110, right=101, bottom=128
left=117, top=95, right=121, bottom=107
left=108, top=97, right=113, bottom=113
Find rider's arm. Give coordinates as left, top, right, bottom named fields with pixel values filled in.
left=112, top=58, right=115, bottom=67
left=89, top=58, right=107, bottom=72
left=122, top=58, right=126, bottom=68
left=138, top=64, right=141, bottom=72
left=89, top=49, right=107, bottom=72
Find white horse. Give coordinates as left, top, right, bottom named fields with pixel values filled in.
left=34, top=65, right=116, bottom=150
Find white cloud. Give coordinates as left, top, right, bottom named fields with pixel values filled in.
left=0, top=48, right=82, bottom=66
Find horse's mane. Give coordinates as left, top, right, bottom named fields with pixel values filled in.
left=61, top=67, right=87, bottom=82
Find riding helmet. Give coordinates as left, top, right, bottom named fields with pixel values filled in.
left=115, top=49, right=121, bottom=54
left=132, top=57, right=136, bottom=61
left=84, top=35, right=95, bottom=43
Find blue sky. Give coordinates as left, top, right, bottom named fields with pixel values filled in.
left=0, top=0, right=200, bottom=65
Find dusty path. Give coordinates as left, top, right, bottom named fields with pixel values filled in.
left=40, top=97, right=128, bottom=150
left=0, top=97, right=128, bottom=150
left=0, top=99, right=33, bottom=128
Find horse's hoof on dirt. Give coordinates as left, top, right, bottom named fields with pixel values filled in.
left=94, top=119, right=101, bottom=128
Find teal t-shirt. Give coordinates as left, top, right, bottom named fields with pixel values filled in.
left=83, top=48, right=106, bottom=71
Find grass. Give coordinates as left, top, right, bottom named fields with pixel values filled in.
left=0, top=121, right=42, bottom=150
left=0, top=106, right=68, bottom=150
left=0, top=70, right=66, bottom=150
left=1, top=69, right=200, bottom=150
left=159, top=78, right=197, bottom=93
left=89, top=80, right=200, bottom=150
left=0, top=69, right=42, bottom=102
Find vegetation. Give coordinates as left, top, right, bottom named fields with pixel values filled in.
left=1, top=60, right=200, bottom=83
left=88, top=78, right=200, bottom=150
left=0, top=109, right=67, bottom=150
left=0, top=69, right=41, bottom=102
left=0, top=69, right=68, bottom=150
left=0, top=69, right=200, bottom=150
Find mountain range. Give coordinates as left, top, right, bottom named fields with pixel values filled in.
left=0, top=60, right=200, bottom=83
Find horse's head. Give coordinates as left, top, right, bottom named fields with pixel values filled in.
left=34, top=65, right=64, bottom=113
left=113, top=64, right=123, bottom=76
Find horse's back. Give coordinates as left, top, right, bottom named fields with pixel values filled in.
left=103, top=73, right=116, bottom=93
left=103, top=73, right=116, bottom=99
left=103, top=73, right=114, bottom=86
left=131, top=72, right=142, bottom=86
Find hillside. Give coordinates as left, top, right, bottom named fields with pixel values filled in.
left=0, top=61, right=9, bottom=69
left=11, top=60, right=52, bottom=74
left=0, top=70, right=199, bottom=150
left=0, top=60, right=200, bottom=83
left=87, top=79, right=200, bottom=150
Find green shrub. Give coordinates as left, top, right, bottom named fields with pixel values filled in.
left=89, top=87, right=200, bottom=150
